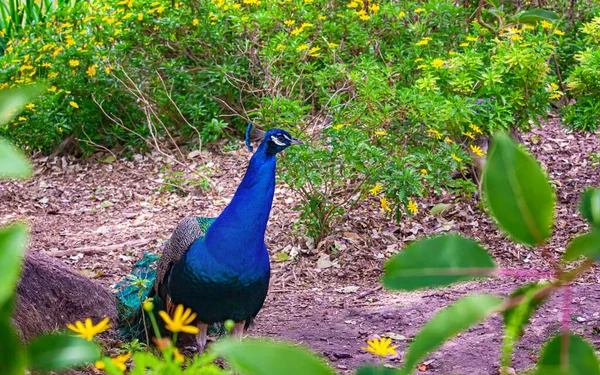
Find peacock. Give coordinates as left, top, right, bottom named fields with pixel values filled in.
left=116, top=124, right=303, bottom=352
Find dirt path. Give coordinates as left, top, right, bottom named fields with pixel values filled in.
left=0, top=118, right=598, bottom=374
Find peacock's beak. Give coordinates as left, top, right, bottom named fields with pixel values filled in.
left=290, top=137, right=304, bottom=145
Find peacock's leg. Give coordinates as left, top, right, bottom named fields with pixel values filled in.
left=231, top=320, right=246, bottom=341
left=195, top=322, right=209, bottom=353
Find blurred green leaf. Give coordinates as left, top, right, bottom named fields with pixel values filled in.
left=0, top=319, right=25, bottom=375
left=483, top=133, right=554, bottom=246
left=356, top=366, right=399, bottom=375
left=518, top=9, right=559, bottom=25
left=0, top=138, right=32, bottom=179
left=213, top=339, right=335, bottom=375
left=429, top=203, right=452, bottom=216
left=383, top=235, right=495, bottom=291
left=563, top=231, right=600, bottom=262
left=0, top=223, right=28, bottom=308
left=400, top=294, right=502, bottom=375
left=501, top=282, right=551, bottom=367
left=580, top=189, right=600, bottom=230
left=535, top=334, right=600, bottom=375
left=27, top=334, right=101, bottom=371
left=0, top=85, right=44, bottom=126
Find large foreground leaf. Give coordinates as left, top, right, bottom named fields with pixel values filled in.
left=518, top=9, right=559, bottom=25
left=563, top=231, right=600, bottom=262
left=27, top=334, right=101, bottom=371
left=0, top=85, right=44, bottom=125
left=580, top=189, right=600, bottom=230
left=483, top=133, right=554, bottom=246
left=383, top=235, right=495, bottom=291
left=535, top=334, right=600, bottom=375
left=213, top=339, right=335, bottom=375
left=0, top=319, right=25, bottom=375
left=400, top=294, right=502, bottom=375
left=0, top=138, right=31, bottom=179
left=0, top=223, right=28, bottom=308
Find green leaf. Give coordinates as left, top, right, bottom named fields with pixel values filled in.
left=535, top=334, right=600, bottom=375
left=580, top=189, right=600, bottom=230
left=356, top=366, right=399, bottom=375
left=0, top=85, right=44, bottom=126
left=483, top=133, right=554, bottom=246
left=501, top=282, right=551, bottom=367
left=400, top=294, right=502, bottom=375
left=383, top=235, right=495, bottom=291
left=27, top=334, right=101, bottom=371
left=563, top=231, right=600, bottom=262
left=213, top=338, right=335, bottom=375
left=0, top=318, right=26, bottom=375
left=0, top=223, right=28, bottom=308
left=0, top=138, right=32, bottom=179
left=518, top=9, right=559, bottom=25
left=429, top=203, right=452, bottom=216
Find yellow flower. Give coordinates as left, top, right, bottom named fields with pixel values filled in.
left=452, top=153, right=462, bottom=163
left=549, top=93, right=562, bottom=99
left=159, top=304, right=199, bottom=334
left=138, top=13, right=143, bottom=20
left=95, top=353, right=131, bottom=372
left=362, top=337, right=397, bottom=357
left=459, top=42, right=469, bottom=47
left=68, top=59, right=80, bottom=67
left=142, top=300, right=154, bottom=312
left=541, top=20, right=552, bottom=29
left=375, top=130, right=388, bottom=136
left=550, top=82, right=559, bottom=90
left=284, top=19, right=295, bottom=26
left=18, top=116, right=27, bottom=121
left=470, top=124, right=482, bottom=134
left=173, top=348, right=185, bottom=363
left=414, top=7, right=425, bottom=13
left=25, top=103, right=35, bottom=110
left=69, top=101, right=79, bottom=109
left=421, top=169, right=427, bottom=175
left=308, top=46, right=321, bottom=57
left=553, top=29, right=565, bottom=36
left=233, top=3, right=241, bottom=9
left=301, top=22, right=313, bottom=28
left=380, top=197, right=391, bottom=213
left=466, top=36, right=478, bottom=42
left=192, top=18, right=199, bottom=25
left=347, top=1, right=358, bottom=8
left=462, top=131, right=475, bottom=140
left=511, top=35, right=523, bottom=42
left=448, top=51, right=456, bottom=55
left=328, top=42, right=339, bottom=48
left=296, top=44, right=309, bottom=51
left=427, top=129, right=441, bottom=139
left=415, top=37, right=431, bottom=46
left=398, top=11, right=405, bottom=18
left=276, top=44, right=285, bottom=51
left=67, top=317, right=111, bottom=341
left=86, top=65, right=97, bottom=77
left=407, top=200, right=418, bottom=214
left=431, top=58, right=444, bottom=68
left=470, top=144, right=485, bottom=157
left=368, top=4, right=380, bottom=14
left=290, top=27, right=303, bottom=35
left=370, top=184, right=382, bottom=196
left=317, top=14, right=327, bottom=20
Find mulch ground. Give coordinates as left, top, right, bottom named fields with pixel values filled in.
left=0, top=117, right=598, bottom=374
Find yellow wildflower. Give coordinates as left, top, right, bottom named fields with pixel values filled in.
left=284, top=19, right=295, bottom=26
left=68, top=59, right=80, bottom=67
left=445, top=137, right=453, bottom=143
left=308, top=46, right=321, bottom=57
left=414, top=7, right=425, bottom=13
left=375, top=130, right=388, bottom=136
left=290, top=27, right=303, bottom=35
left=470, top=144, right=485, bottom=157
left=317, top=14, right=327, bottom=20
left=470, top=124, right=482, bottom=134
left=173, top=348, right=185, bottom=363
left=95, top=353, right=131, bottom=372
left=25, top=103, right=35, bottom=110
left=431, top=58, right=444, bottom=68
left=363, top=337, right=397, bottom=357
left=159, top=304, right=199, bottom=334
left=142, top=300, right=154, bottom=312
left=347, top=1, right=358, bottom=8
left=370, top=184, right=382, bottom=196
left=541, top=20, right=552, bottom=29
left=276, top=44, right=285, bottom=51
left=138, top=13, right=143, bottom=20
left=398, top=11, right=406, bottom=18
left=69, top=101, right=79, bottom=109
left=296, top=44, right=309, bottom=51
left=408, top=200, right=418, bottom=214
left=380, top=197, right=391, bottom=213
left=427, top=129, right=441, bottom=139
left=328, top=42, right=339, bottom=48
left=466, top=36, right=478, bottom=42
left=462, top=131, right=475, bottom=140
left=18, top=116, right=27, bottom=121
left=86, top=65, right=97, bottom=77
left=369, top=4, right=380, bottom=14
left=459, top=42, right=469, bottom=47
left=549, top=93, right=562, bottom=100
left=421, top=169, right=427, bottom=175
left=452, top=153, right=462, bottom=162
left=415, top=37, right=431, bottom=46
left=233, top=3, right=241, bottom=9
left=301, top=22, right=313, bottom=28
left=553, top=29, right=565, bottom=36
left=193, top=18, right=199, bottom=25
left=67, top=317, right=111, bottom=341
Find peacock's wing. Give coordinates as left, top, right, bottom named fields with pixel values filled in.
left=155, top=217, right=216, bottom=296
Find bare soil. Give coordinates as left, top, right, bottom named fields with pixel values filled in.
left=1, top=118, right=599, bottom=374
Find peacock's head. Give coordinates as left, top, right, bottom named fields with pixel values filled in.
left=246, top=124, right=304, bottom=154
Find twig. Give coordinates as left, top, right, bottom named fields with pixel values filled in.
left=47, top=238, right=154, bottom=257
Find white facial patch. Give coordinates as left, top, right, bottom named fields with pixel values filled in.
left=271, top=135, right=286, bottom=146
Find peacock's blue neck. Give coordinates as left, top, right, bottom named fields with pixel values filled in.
left=204, top=141, right=276, bottom=257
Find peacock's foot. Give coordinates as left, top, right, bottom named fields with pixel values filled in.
left=231, top=320, right=246, bottom=341
left=195, top=322, right=209, bottom=354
